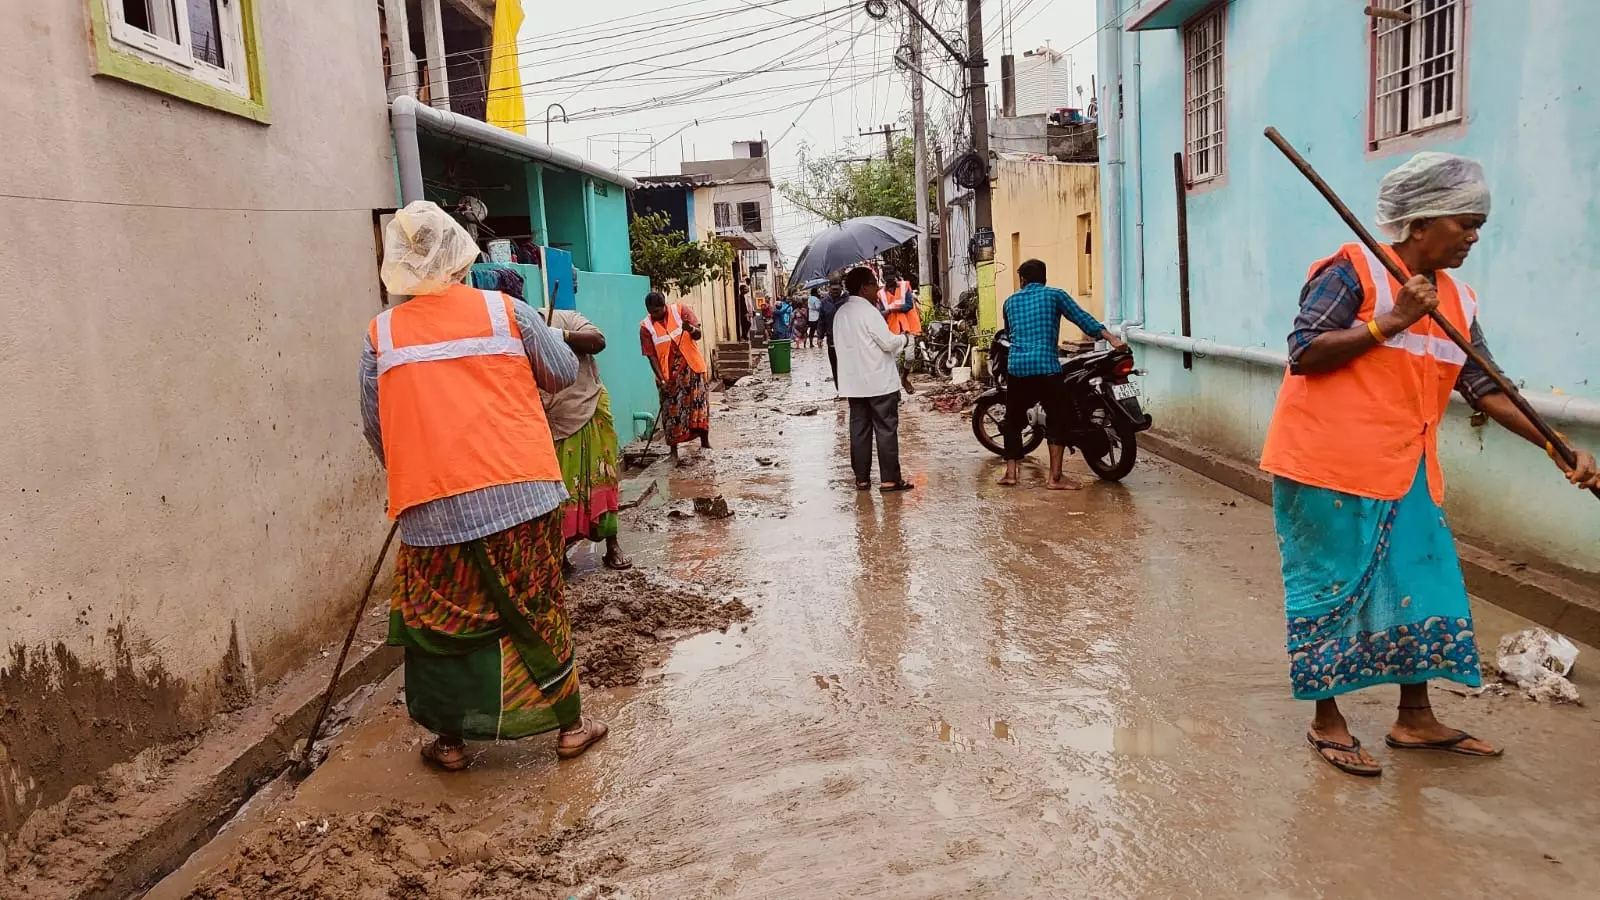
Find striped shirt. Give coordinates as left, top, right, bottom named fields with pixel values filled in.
left=1288, top=257, right=1503, bottom=406
left=360, top=297, right=578, bottom=547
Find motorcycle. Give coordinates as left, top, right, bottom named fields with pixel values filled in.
left=916, top=319, right=973, bottom=377
left=971, top=331, right=1154, bottom=482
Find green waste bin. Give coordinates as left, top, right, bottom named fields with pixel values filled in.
left=768, top=339, right=793, bottom=375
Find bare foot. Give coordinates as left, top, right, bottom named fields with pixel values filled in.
left=1047, top=476, right=1086, bottom=491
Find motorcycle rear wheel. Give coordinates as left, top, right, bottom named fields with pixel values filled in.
left=972, top=395, right=1043, bottom=457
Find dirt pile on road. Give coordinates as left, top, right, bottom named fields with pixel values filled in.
left=188, top=804, right=624, bottom=900
left=918, top=378, right=985, bottom=413
left=568, top=570, right=751, bottom=689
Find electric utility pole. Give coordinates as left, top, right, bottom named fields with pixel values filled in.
left=858, top=124, right=904, bottom=160
left=908, top=0, right=933, bottom=298
left=966, top=0, right=992, bottom=237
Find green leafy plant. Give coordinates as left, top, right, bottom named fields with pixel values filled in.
left=780, top=135, right=931, bottom=283
left=629, top=211, right=734, bottom=295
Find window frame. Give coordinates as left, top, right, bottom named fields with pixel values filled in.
left=738, top=200, right=763, bottom=233
left=1367, top=0, right=1468, bottom=150
left=88, top=0, right=270, bottom=124
left=1181, top=3, right=1227, bottom=187
left=713, top=202, right=732, bottom=229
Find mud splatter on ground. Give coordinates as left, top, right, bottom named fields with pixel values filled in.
left=568, top=569, right=751, bottom=689
left=187, top=804, right=625, bottom=900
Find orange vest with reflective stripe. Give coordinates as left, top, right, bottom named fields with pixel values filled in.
left=881, top=280, right=923, bottom=335
left=644, top=304, right=708, bottom=375
left=368, top=284, right=562, bottom=519
left=1261, top=243, right=1478, bottom=503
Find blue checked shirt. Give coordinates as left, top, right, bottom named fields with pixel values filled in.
left=1288, top=257, right=1503, bottom=406
left=1002, top=283, right=1108, bottom=377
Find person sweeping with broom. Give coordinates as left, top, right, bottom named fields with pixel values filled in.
left=360, top=201, right=610, bottom=771
left=1262, top=153, right=1600, bottom=777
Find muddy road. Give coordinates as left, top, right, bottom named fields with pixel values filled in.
left=151, top=348, right=1600, bottom=898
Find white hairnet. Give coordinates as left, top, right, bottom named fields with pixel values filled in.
left=1375, top=151, right=1491, bottom=241
left=381, top=201, right=481, bottom=296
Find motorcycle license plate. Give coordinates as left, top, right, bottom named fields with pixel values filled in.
left=1111, top=382, right=1140, bottom=401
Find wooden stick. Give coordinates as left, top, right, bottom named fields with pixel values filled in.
left=1364, top=5, right=1414, bottom=23
left=1263, top=126, right=1599, bottom=501
left=297, top=520, right=400, bottom=774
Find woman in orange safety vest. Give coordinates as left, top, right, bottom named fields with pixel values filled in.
left=362, top=201, right=610, bottom=771
left=1260, top=153, right=1598, bottom=777
left=640, top=291, right=711, bottom=463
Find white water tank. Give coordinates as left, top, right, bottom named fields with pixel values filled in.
left=1015, top=47, right=1070, bottom=117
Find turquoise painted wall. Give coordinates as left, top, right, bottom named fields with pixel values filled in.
left=575, top=270, right=657, bottom=447
left=1110, top=0, right=1600, bottom=569
left=587, top=179, right=634, bottom=275
left=544, top=168, right=590, bottom=270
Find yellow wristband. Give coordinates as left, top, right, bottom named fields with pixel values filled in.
left=1366, top=319, right=1387, bottom=343
left=1546, top=431, right=1569, bottom=461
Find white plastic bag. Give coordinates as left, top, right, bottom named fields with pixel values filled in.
left=1496, top=628, right=1581, bottom=704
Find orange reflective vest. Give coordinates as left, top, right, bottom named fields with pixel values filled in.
left=1260, top=242, right=1479, bottom=503
left=881, top=280, right=923, bottom=335
left=644, top=304, right=708, bottom=375
left=369, top=284, right=562, bottom=519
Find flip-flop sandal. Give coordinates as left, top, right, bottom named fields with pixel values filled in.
left=1385, top=731, right=1503, bottom=757
left=1306, top=732, right=1383, bottom=777
left=421, top=738, right=469, bottom=772
left=855, top=481, right=873, bottom=491
left=880, top=481, right=916, bottom=494
left=603, top=553, right=634, bottom=571
left=557, top=717, right=610, bottom=760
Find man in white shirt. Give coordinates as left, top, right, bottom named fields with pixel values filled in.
left=833, top=266, right=914, bottom=492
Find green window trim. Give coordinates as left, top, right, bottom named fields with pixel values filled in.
left=86, top=0, right=271, bottom=124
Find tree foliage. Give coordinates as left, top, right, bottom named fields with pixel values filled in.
left=629, top=211, right=734, bottom=295
left=780, top=136, right=924, bottom=282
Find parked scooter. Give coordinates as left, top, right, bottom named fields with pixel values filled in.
left=916, top=319, right=973, bottom=377
left=971, top=331, right=1153, bottom=481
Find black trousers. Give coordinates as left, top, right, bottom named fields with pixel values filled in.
left=1003, top=374, right=1071, bottom=460
left=827, top=344, right=839, bottom=384
left=848, top=393, right=902, bottom=484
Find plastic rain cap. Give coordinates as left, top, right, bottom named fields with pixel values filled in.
left=381, top=201, right=481, bottom=296
left=1375, top=151, right=1491, bottom=241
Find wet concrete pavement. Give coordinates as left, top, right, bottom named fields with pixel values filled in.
left=155, top=348, right=1600, bottom=898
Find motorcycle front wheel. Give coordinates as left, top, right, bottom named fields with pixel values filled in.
left=971, top=395, right=1043, bottom=457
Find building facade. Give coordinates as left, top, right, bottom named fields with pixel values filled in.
left=1098, top=0, right=1600, bottom=571
left=0, top=1, right=396, bottom=833
left=682, top=141, right=784, bottom=302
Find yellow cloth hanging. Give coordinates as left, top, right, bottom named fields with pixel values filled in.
left=485, top=0, right=526, bottom=134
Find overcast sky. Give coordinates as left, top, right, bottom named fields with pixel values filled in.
left=517, top=0, right=1100, bottom=257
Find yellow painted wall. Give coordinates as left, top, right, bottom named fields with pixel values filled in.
left=992, top=159, right=1103, bottom=341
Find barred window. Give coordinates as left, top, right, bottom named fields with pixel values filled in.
left=1371, top=0, right=1464, bottom=144
left=1183, top=6, right=1226, bottom=183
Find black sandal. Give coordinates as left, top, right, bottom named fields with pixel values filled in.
left=1306, top=732, right=1383, bottom=777
left=879, top=481, right=916, bottom=494
left=1385, top=731, right=1503, bottom=757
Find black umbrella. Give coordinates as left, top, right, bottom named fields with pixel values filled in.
left=788, top=216, right=919, bottom=286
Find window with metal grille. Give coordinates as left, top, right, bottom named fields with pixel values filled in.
left=1370, top=0, right=1464, bottom=144
left=714, top=202, right=732, bottom=229
left=739, top=201, right=763, bottom=233
left=1183, top=6, right=1226, bottom=183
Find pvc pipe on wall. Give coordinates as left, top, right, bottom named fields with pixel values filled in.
left=1125, top=33, right=1146, bottom=329
left=392, top=100, right=425, bottom=204
left=1126, top=327, right=1600, bottom=427
left=1097, top=0, right=1124, bottom=326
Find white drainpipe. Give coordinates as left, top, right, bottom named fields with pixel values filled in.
left=1125, top=31, right=1146, bottom=329
left=1097, top=0, right=1124, bottom=326
left=1126, top=327, right=1600, bottom=426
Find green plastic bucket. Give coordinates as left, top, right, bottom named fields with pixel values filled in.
left=768, top=339, right=793, bottom=375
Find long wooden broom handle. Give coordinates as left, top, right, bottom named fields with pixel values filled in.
left=1263, top=127, right=1598, bottom=500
